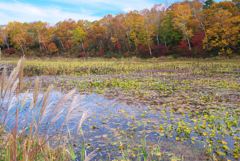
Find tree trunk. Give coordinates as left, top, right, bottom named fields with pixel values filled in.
left=38, top=32, right=42, bottom=51
left=20, top=45, right=25, bottom=56
left=186, top=38, right=192, bottom=51
left=81, top=42, right=85, bottom=53
left=60, top=40, right=65, bottom=50
left=4, top=37, right=9, bottom=49
left=148, top=43, right=152, bottom=56
left=81, top=41, right=88, bottom=58
left=164, top=39, right=167, bottom=48
left=126, top=32, right=131, bottom=52
left=42, top=42, right=47, bottom=51
left=156, top=35, right=160, bottom=46
left=134, top=42, right=138, bottom=55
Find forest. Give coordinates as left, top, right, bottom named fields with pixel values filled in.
left=0, top=0, right=240, bottom=58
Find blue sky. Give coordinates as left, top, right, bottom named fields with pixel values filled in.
left=0, top=0, right=177, bottom=25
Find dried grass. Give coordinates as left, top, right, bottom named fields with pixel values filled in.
left=0, top=58, right=95, bottom=161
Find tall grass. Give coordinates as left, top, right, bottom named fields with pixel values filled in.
left=1, top=58, right=240, bottom=76
left=0, top=58, right=94, bottom=161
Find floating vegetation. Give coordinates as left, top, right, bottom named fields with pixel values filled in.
left=0, top=58, right=239, bottom=160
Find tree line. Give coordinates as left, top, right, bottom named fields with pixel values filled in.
left=0, top=0, right=239, bottom=58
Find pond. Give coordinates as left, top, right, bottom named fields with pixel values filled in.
left=2, top=91, right=239, bottom=160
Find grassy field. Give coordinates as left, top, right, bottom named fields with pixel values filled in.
left=0, top=57, right=240, bottom=160
left=1, top=57, right=240, bottom=76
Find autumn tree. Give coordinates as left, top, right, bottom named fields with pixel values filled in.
left=86, top=21, right=107, bottom=56
left=5, top=22, right=29, bottom=55
left=72, top=26, right=87, bottom=54
left=141, top=9, right=158, bottom=56
left=0, top=27, right=10, bottom=50
left=203, top=1, right=240, bottom=55
left=110, top=15, right=128, bottom=53
left=159, top=11, right=182, bottom=48
left=99, top=15, right=117, bottom=54
left=47, top=42, right=58, bottom=54
left=125, top=12, right=142, bottom=53
left=233, top=0, right=240, bottom=9
left=125, top=11, right=155, bottom=56
left=0, top=28, right=4, bottom=47
left=149, top=4, right=165, bottom=46
left=28, top=22, right=50, bottom=52
left=171, top=2, right=194, bottom=51
left=1, top=0, right=239, bottom=57
left=54, top=19, right=77, bottom=52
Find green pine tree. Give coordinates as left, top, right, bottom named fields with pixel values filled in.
left=203, top=0, right=214, bottom=9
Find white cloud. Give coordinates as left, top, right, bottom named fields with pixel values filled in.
left=0, top=0, right=161, bottom=25
left=52, top=0, right=157, bottom=12
left=0, top=2, right=101, bottom=25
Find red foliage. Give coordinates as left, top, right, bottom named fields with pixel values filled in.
left=177, top=32, right=205, bottom=57
left=191, top=32, right=205, bottom=56
left=152, top=45, right=169, bottom=57
left=178, top=40, right=189, bottom=50
left=79, top=52, right=86, bottom=57
left=97, top=48, right=104, bottom=57
left=177, top=40, right=192, bottom=56
left=192, top=32, right=204, bottom=48
left=114, top=41, right=121, bottom=50
left=3, top=48, right=16, bottom=55
left=137, top=44, right=170, bottom=57
left=138, top=44, right=149, bottom=57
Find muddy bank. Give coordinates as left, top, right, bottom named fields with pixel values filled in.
left=23, top=70, right=240, bottom=113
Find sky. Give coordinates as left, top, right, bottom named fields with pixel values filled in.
left=0, top=0, right=179, bottom=25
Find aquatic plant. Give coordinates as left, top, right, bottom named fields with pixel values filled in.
left=0, top=57, right=239, bottom=160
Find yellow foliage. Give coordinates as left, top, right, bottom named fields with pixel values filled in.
left=203, top=5, right=240, bottom=55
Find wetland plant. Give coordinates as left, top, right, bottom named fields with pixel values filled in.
left=0, top=58, right=94, bottom=161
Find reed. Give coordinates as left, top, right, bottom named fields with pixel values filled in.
left=0, top=58, right=95, bottom=161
